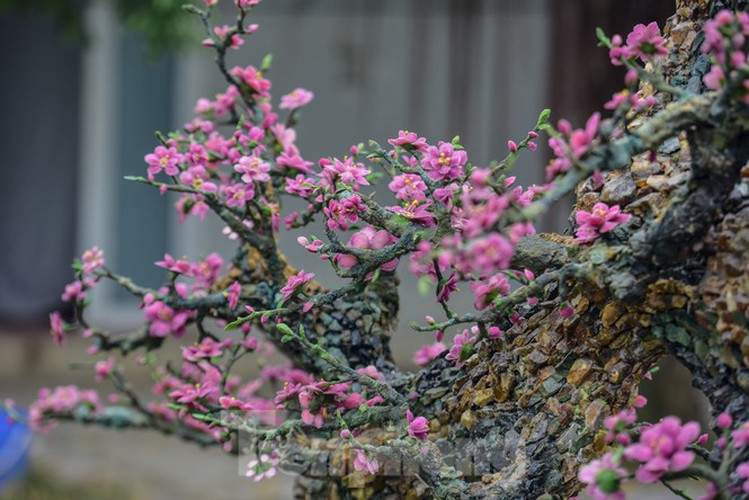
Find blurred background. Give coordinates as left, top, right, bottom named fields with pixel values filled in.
left=0, top=0, right=706, bottom=498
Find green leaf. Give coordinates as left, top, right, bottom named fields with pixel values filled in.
left=370, top=268, right=381, bottom=283
left=276, top=323, right=294, bottom=336
left=391, top=214, right=411, bottom=229
left=281, top=333, right=295, bottom=343
left=535, top=108, right=551, bottom=128
left=181, top=4, right=204, bottom=15
left=224, top=316, right=248, bottom=331
left=261, top=53, right=274, bottom=72
left=596, top=27, right=612, bottom=49
left=451, top=135, right=461, bottom=145
left=417, top=276, right=431, bottom=296
left=595, top=469, right=622, bottom=494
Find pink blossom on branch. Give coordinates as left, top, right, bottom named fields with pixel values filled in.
left=279, top=270, right=315, bottom=304
left=143, top=301, right=192, bottom=338
left=145, top=146, right=184, bottom=179
left=353, top=449, right=379, bottom=475
left=49, top=312, right=65, bottom=346
left=624, top=416, right=700, bottom=483
left=279, top=88, right=314, bottom=110
left=335, top=226, right=398, bottom=272
left=575, top=202, right=631, bottom=243
left=81, top=246, right=105, bottom=274
left=388, top=130, right=427, bottom=151
left=407, top=410, right=429, bottom=441
left=234, top=154, right=271, bottom=183
left=388, top=173, right=427, bottom=202
left=421, top=141, right=467, bottom=181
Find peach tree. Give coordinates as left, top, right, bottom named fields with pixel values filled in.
left=7, top=1, right=749, bottom=498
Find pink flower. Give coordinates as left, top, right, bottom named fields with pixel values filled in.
left=487, top=326, right=502, bottom=339
left=179, top=166, right=218, bottom=192
left=445, top=329, right=477, bottom=367
left=610, top=22, right=668, bottom=65
left=604, top=89, right=630, bottom=110
left=732, top=422, right=749, bottom=447
left=81, top=246, right=105, bottom=274
left=29, top=386, right=101, bottom=431
left=279, top=270, right=315, bottom=304
left=569, top=112, right=600, bottom=158
left=280, top=88, right=314, bottom=110
left=324, top=157, right=370, bottom=188
left=470, top=273, right=510, bottom=310
left=625, top=22, right=668, bottom=61
left=181, top=338, right=232, bottom=363
left=224, top=183, right=255, bottom=208
left=324, top=196, right=364, bottom=231
left=297, top=236, right=323, bottom=253
left=421, top=141, right=467, bottom=181
left=624, top=416, right=700, bottom=483
left=194, top=253, right=224, bottom=289
left=389, top=174, right=427, bottom=202
left=219, top=395, right=253, bottom=411
left=155, top=254, right=192, bottom=275
left=466, top=233, right=514, bottom=275
left=737, top=462, right=749, bottom=494
left=578, top=452, right=627, bottom=500
left=604, top=408, right=637, bottom=444
left=234, top=155, right=271, bottom=183
left=407, top=410, right=429, bottom=441
left=61, top=280, right=86, bottom=303
left=353, top=449, right=379, bottom=475
left=575, top=202, right=631, bottom=243
left=412, top=342, right=446, bottom=366
left=211, top=24, right=244, bottom=50
left=285, top=174, right=317, bottom=198
left=245, top=452, right=279, bottom=482
left=356, top=365, right=384, bottom=381
left=388, top=200, right=436, bottom=227
left=436, top=272, right=459, bottom=303
left=703, top=65, right=725, bottom=91
left=225, top=281, right=241, bottom=310
left=231, top=65, right=271, bottom=98
left=388, top=130, right=427, bottom=151
left=145, top=146, right=184, bottom=179
left=94, top=357, right=116, bottom=382
left=276, top=152, right=314, bottom=173
left=143, top=301, right=192, bottom=338
left=49, top=312, right=65, bottom=346
left=335, top=226, right=398, bottom=272
left=717, top=412, right=733, bottom=429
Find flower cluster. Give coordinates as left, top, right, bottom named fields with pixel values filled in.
left=701, top=10, right=749, bottom=103
left=608, top=22, right=668, bottom=65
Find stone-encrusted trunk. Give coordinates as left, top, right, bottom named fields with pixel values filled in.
left=288, top=1, right=749, bottom=498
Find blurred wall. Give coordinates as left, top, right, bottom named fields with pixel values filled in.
left=77, top=0, right=551, bottom=339
left=0, top=11, right=80, bottom=323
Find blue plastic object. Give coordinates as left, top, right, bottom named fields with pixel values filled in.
left=0, top=409, right=31, bottom=491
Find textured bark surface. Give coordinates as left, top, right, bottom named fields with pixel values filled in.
left=283, top=1, right=749, bottom=498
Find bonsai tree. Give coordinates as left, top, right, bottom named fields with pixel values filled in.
left=7, top=0, right=749, bottom=498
